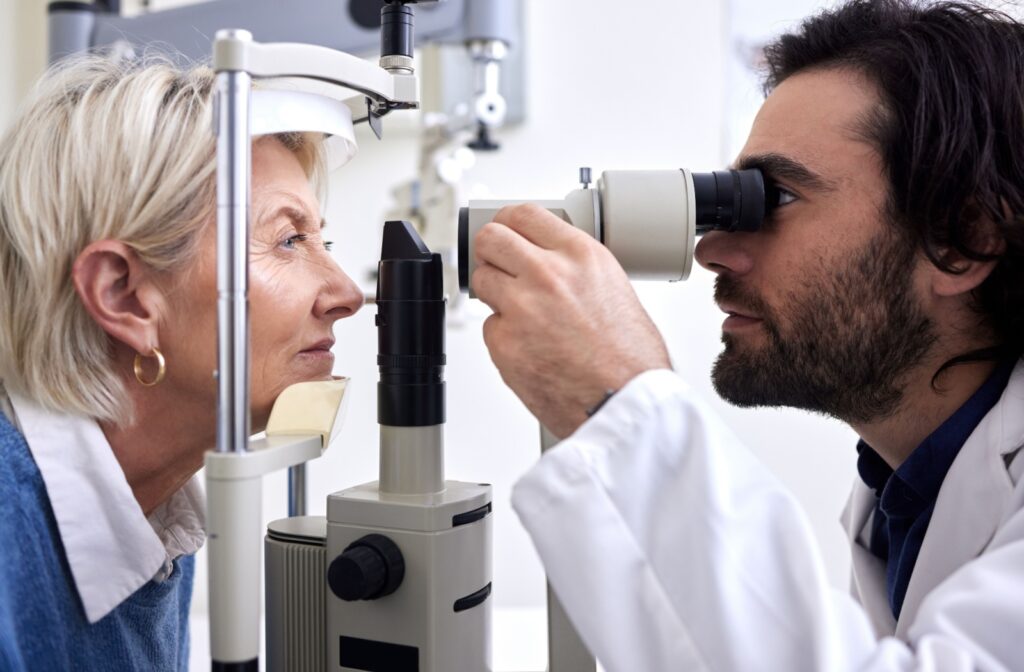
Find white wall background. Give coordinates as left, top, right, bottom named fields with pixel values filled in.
left=0, top=0, right=865, bottom=667
left=300, top=0, right=861, bottom=621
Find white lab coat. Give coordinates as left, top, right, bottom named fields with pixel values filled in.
left=511, top=367, right=1024, bottom=671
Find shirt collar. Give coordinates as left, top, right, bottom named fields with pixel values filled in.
left=857, top=359, right=1017, bottom=515
left=7, top=391, right=205, bottom=624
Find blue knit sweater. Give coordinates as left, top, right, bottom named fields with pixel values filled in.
left=0, top=410, right=194, bottom=671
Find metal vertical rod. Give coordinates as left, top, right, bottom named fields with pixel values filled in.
left=541, top=424, right=597, bottom=672
left=215, top=55, right=252, bottom=456
left=287, top=464, right=307, bottom=516
left=210, top=29, right=260, bottom=672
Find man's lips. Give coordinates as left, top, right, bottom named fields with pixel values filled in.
left=716, top=301, right=761, bottom=321
left=716, top=302, right=763, bottom=331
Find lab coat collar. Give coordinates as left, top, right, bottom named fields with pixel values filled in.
left=7, top=391, right=205, bottom=624
left=841, top=478, right=897, bottom=637
left=896, top=359, right=1024, bottom=636
left=842, top=358, right=1024, bottom=638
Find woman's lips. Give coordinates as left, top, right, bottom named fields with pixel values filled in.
left=297, top=349, right=335, bottom=361
left=298, top=339, right=335, bottom=361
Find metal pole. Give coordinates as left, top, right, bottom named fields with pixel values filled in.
left=541, top=425, right=597, bottom=672
left=215, top=34, right=253, bottom=456
left=287, top=464, right=307, bottom=516
left=210, top=29, right=260, bottom=672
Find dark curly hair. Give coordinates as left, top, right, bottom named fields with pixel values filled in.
left=763, top=0, right=1024, bottom=368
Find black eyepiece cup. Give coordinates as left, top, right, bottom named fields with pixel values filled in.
left=692, top=168, right=766, bottom=235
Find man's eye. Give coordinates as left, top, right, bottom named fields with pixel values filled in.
left=776, top=187, right=798, bottom=206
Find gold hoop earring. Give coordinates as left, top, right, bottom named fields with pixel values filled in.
left=133, top=348, right=166, bottom=387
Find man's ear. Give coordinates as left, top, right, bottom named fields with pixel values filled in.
left=72, top=240, right=164, bottom=355
left=929, top=218, right=1006, bottom=298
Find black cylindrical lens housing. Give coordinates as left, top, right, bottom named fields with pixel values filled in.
left=458, top=206, right=470, bottom=291
left=381, top=3, right=414, bottom=58
left=692, top=168, right=766, bottom=234
left=377, top=220, right=445, bottom=427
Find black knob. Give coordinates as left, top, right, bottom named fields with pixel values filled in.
left=328, top=534, right=405, bottom=601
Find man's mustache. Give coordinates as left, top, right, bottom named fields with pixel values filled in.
left=713, top=276, right=773, bottom=320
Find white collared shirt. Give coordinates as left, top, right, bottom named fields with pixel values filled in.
left=5, top=390, right=205, bottom=624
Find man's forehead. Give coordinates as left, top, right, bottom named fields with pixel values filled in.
left=738, top=67, right=883, bottom=183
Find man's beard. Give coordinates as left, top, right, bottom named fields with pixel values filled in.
left=711, top=227, right=937, bottom=424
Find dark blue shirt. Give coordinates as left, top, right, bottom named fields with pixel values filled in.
left=0, top=409, right=194, bottom=671
left=856, top=360, right=1016, bottom=620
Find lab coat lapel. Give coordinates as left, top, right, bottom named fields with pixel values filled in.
left=894, top=362, right=1024, bottom=637
left=841, top=480, right=897, bottom=636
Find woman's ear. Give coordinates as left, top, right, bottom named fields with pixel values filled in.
left=929, top=219, right=1006, bottom=298
left=72, top=240, right=165, bottom=355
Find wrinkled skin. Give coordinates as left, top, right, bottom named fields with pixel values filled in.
left=77, top=137, right=364, bottom=513
left=159, top=138, right=364, bottom=430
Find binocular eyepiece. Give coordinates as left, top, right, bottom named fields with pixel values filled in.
left=692, top=169, right=767, bottom=235
left=458, top=168, right=773, bottom=293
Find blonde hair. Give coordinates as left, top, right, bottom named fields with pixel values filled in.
left=0, top=55, right=325, bottom=423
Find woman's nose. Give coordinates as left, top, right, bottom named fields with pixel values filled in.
left=315, top=260, right=364, bottom=321
left=694, top=231, right=754, bottom=276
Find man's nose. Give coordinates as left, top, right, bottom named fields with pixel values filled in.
left=694, top=231, right=754, bottom=276
left=315, top=260, right=365, bottom=321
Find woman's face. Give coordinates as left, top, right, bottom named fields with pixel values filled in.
left=160, top=137, right=363, bottom=430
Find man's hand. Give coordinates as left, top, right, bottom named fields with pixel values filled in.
left=472, top=204, right=672, bottom=439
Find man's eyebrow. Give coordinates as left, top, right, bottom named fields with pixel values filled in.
left=732, top=153, right=838, bottom=191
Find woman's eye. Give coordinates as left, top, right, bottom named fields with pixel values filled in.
left=324, top=240, right=334, bottom=252
left=281, top=233, right=308, bottom=249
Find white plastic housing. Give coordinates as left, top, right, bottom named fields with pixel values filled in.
left=462, top=169, right=696, bottom=297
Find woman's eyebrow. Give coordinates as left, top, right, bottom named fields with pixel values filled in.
left=272, top=204, right=316, bottom=230
left=733, top=152, right=838, bottom=192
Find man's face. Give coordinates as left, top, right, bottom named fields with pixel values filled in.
left=694, top=67, right=937, bottom=424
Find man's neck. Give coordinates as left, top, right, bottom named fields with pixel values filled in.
left=851, top=355, right=999, bottom=470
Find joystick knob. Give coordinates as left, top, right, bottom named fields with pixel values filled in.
left=328, top=534, right=405, bottom=601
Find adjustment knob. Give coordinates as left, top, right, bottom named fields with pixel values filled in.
left=328, top=534, right=405, bottom=601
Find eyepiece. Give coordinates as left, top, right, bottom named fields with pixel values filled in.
left=381, top=2, right=414, bottom=58
left=691, top=169, right=766, bottom=234
left=377, top=221, right=445, bottom=427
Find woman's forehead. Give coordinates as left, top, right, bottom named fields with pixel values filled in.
left=252, top=140, right=321, bottom=223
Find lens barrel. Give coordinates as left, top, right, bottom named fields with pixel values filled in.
left=376, top=221, right=445, bottom=427
left=381, top=2, right=414, bottom=58
left=691, top=169, right=766, bottom=234
left=456, top=168, right=772, bottom=294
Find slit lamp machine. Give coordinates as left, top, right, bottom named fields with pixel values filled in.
left=47, top=2, right=775, bottom=670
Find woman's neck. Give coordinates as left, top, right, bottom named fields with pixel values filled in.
left=101, top=383, right=214, bottom=516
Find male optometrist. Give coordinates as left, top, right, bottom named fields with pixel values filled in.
left=471, top=1, right=1024, bottom=670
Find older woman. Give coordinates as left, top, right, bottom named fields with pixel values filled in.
left=0, top=56, right=363, bottom=670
